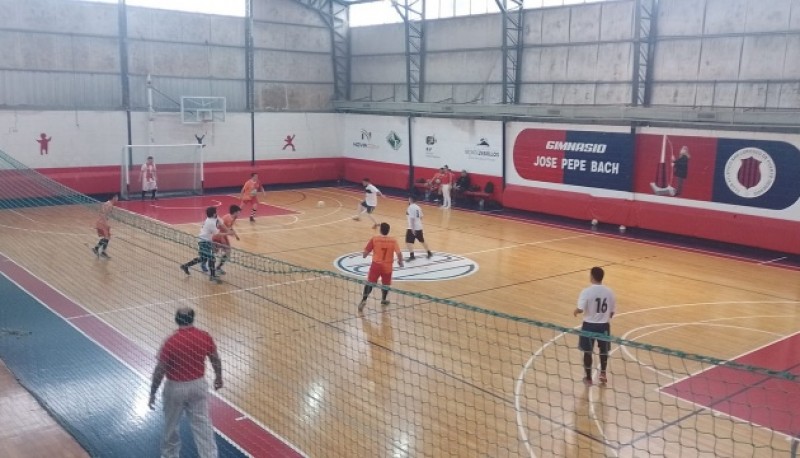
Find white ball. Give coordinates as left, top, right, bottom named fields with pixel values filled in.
left=591, top=219, right=598, bottom=226
left=317, top=200, right=325, bottom=208
left=619, top=225, right=626, bottom=232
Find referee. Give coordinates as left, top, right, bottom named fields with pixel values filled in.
left=149, top=307, right=223, bottom=458
left=573, top=267, right=616, bottom=386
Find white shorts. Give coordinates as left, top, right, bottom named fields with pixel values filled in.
left=142, top=180, right=157, bottom=192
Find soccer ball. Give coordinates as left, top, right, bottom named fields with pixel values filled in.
left=317, top=200, right=325, bottom=208
left=619, top=225, right=626, bottom=233
left=591, top=219, right=598, bottom=226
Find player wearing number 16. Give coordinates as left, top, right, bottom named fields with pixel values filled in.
left=573, top=266, right=616, bottom=386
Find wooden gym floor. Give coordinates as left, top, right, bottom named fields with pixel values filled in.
left=1, top=186, right=799, bottom=457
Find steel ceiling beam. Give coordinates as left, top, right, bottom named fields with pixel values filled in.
left=632, top=0, right=658, bottom=106
left=289, top=0, right=351, bottom=101
left=495, top=0, right=524, bottom=104
left=393, top=0, right=426, bottom=103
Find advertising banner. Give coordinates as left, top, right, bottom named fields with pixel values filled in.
left=411, top=117, right=502, bottom=176
left=509, top=124, right=635, bottom=192
left=343, top=114, right=409, bottom=165
left=635, top=132, right=800, bottom=212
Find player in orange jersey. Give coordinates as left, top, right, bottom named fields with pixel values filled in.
left=211, top=204, right=241, bottom=275
left=92, top=194, right=118, bottom=259
left=240, top=173, right=265, bottom=222
left=358, top=222, right=404, bottom=312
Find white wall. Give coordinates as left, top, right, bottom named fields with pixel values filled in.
left=411, top=117, right=502, bottom=176
left=0, top=110, right=128, bottom=168
left=342, top=114, right=409, bottom=165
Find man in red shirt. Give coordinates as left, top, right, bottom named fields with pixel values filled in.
left=359, top=222, right=404, bottom=312
left=149, top=307, right=223, bottom=458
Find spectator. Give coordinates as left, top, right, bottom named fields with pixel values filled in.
left=453, top=170, right=471, bottom=204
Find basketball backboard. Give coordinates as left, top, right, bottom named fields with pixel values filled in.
left=181, top=96, right=226, bottom=124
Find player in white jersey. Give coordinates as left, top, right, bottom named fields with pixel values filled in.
left=404, top=195, right=433, bottom=261
left=353, top=178, right=382, bottom=229
left=139, top=156, right=158, bottom=200
left=573, top=266, right=616, bottom=386
left=180, top=206, right=224, bottom=283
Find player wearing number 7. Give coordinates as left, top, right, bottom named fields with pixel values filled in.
left=358, top=222, right=404, bottom=312
left=573, top=266, right=616, bottom=386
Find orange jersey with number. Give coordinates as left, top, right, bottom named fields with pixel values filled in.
left=365, top=235, right=400, bottom=267
left=212, top=214, right=235, bottom=243
left=241, top=180, right=260, bottom=200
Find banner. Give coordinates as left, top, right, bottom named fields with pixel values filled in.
left=411, top=118, right=502, bottom=176
left=635, top=132, right=800, bottom=211
left=342, top=114, right=409, bottom=165
left=510, top=126, right=635, bottom=192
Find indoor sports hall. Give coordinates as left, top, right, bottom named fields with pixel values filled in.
left=1, top=0, right=799, bottom=457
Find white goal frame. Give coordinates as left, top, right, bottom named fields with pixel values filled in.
left=120, top=144, right=204, bottom=200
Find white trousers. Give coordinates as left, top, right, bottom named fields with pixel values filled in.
left=441, top=184, right=452, bottom=208
left=161, top=378, right=218, bottom=458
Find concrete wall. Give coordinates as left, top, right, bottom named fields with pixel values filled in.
left=0, top=0, right=334, bottom=112
left=1, top=0, right=797, bottom=111
left=652, top=0, right=800, bottom=109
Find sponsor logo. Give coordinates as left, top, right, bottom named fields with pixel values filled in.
left=353, top=129, right=378, bottom=149
left=465, top=135, right=500, bottom=160
left=334, top=252, right=478, bottom=282
left=387, top=131, right=403, bottom=150
left=545, top=140, right=607, bottom=153
left=425, top=134, right=439, bottom=158
left=723, top=147, right=776, bottom=198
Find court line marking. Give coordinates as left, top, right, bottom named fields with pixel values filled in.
left=492, top=212, right=800, bottom=271
left=0, top=250, right=309, bottom=458
left=69, top=276, right=322, bottom=319
left=0, top=265, right=256, bottom=458
left=148, top=199, right=223, bottom=211
left=9, top=209, right=40, bottom=223
left=760, top=256, right=787, bottom=265
left=619, top=320, right=799, bottom=449
left=514, top=301, right=800, bottom=457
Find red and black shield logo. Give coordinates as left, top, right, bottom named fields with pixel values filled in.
left=737, top=157, right=762, bottom=189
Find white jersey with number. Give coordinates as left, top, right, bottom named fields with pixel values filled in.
left=406, top=203, right=424, bottom=231
left=198, top=217, right=219, bottom=242
left=364, top=184, right=380, bottom=207
left=577, top=284, right=616, bottom=324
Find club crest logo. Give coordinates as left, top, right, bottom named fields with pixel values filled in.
left=334, top=252, right=478, bottom=282
left=724, top=147, right=776, bottom=198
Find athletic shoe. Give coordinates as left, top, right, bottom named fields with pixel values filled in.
left=380, top=300, right=390, bottom=306
left=201, top=264, right=209, bottom=273
left=583, top=377, right=593, bottom=387
left=209, top=275, right=222, bottom=283
left=181, top=264, right=190, bottom=275
left=357, top=299, right=367, bottom=312
left=405, top=255, right=416, bottom=262
left=249, top=216, right=255, bottom=222
left=599, top=371, right=608, bottom=384
left=92, top=247, right=99, bottom=257
left=217, top=268, right=226, bottom=275
left=427, top=251, right=433, bottom=259
left=352, top=216, right=360, bottom=221
left=100, top=252, right=110, bottom=259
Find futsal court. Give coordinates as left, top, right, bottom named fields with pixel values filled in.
left=1, top=181, right=799, bottom=457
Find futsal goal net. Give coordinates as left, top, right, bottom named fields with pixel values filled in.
left=120, top=144, right=203, bottom=200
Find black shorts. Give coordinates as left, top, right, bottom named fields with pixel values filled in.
left=405, top=229, right=425, bottom=244
left=360, top=201, right=375, bottom=213
left=578, top=322, right=611, bottom=353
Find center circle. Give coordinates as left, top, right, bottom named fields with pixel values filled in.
left=334, top=251, right=479, bottom=282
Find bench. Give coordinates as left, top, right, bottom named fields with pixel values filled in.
left=463, top=183, right=495, bottom=210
